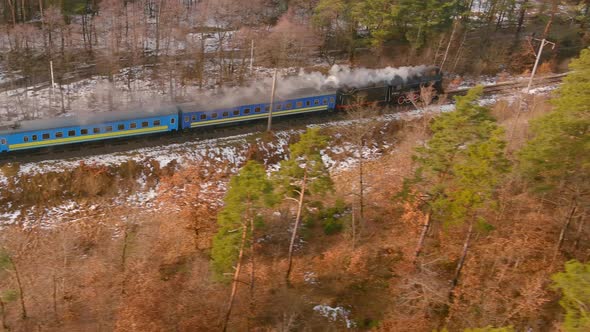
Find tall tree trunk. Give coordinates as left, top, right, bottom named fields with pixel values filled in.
left=7, top=0, right=16, bottom=25
left=286, top=170, right=308, bottom=284
left=53, top=274, right=58, bottom=320
left=516, top=0, right=529, bottom=35
left=355, top=138, right=365, bottom=249
left=59, top=82, right=65, bottom=114
left=573, top=214, right=585, bottom=250
left=222, top=221, right=248, bottom=332
left=20, top=0, right=25, bottom=22
left=249, top=214, right=256, bottom=330
left=449, top=220, right=474, bottom=300
left=440, top=20, right=458, bottom=71
left=155, top=0, right=162, bottom=57
left=0, top=299, right=8, bottom=331
left=543, top=0, right=559, bottom=37
left=556, top=197, right=577, bottom=253
left=10, top=257, right=27, bottom=319
left=120, top=223, right=132, bottom=295
left=452, top=31, right=468, bottom=73
left=414, top=211, right=432, bottom=263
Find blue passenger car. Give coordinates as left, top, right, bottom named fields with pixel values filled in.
left=0, top=107, right=179, bottom=153
left=179, top=92, right=337, bottom=130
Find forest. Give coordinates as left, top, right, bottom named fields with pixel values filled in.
left=0, top=0, right=588, bottom=331
left=0, top=0, right=587, bottom=123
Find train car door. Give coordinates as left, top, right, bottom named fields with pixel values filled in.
left=0, top=137, right=7, bottom=152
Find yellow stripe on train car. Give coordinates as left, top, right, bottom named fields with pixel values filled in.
left=190, top=105, right=328, bottom=128
left=9, top=125, right=170, bottom=150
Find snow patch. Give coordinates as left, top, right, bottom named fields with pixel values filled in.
left=304, top=271, right=319, bottom=285
left=313, top=305, right=355, bottom=329
left=0, top=210, right=21, bottom=225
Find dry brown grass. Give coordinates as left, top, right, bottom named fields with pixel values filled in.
left=491, top=93, right=553, bottom=154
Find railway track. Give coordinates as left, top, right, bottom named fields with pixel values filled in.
left=447, top=72, right=567, bottom=97
left=0, top=73, right=566, bottom=166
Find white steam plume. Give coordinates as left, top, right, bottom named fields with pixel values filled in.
left=189, top=65, right=431, bottom=110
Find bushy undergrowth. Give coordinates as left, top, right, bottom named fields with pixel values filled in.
left=0, top=159, right=177, bottom=209
left=304, top=199, right=350, bottom=235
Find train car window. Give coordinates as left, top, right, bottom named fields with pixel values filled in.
left=185, top=116, right=190, bottom=122
left=296, top=102, right=303, bottom=108
left=191, top=115, right=196, bottom=121
left=322, top=98, right=328, bottom=105
left=118, top=124, right=125, bottom=130
left=154, top=120, right=161, bottom=126
left=255, top=107, right=261, bottom=113
left=43, top=133, right=50, bottom=139
left=68, top=130, right=76, bottom=137
left=56, top=132, right=63, bottom=138
left=170, top=118, right=176, bottom=124
left=141, top=121, right=149, bottom=128
left=306, top=101, right=311, bottom=107
left=105, top=126, right=113, bottom=132
left=200, top=114, right=207, bottom=120
left=244, top=108, right=251, bottom=114
left=93, top=128, right=100, bottom=134
left=330, top=97, right=335, bottom=103
left=314, top=99, right=319, bottom=105
left=212, top=113, right=218, bottom=119
left=233, top=109, right=239, bottom=116
left=23, top=136, right=29, bottom=142
left=130, top=123, right=137, bottom=129
left=0, top=139, right=5, bottom=145
left=276, top=104, right=282, bottom=111
left=81, top=129, right=88, bottom=135
left=32, top=135, right=38, bottom=141
left=285, top=103, right=292, bottom=110
left=222, top=111, right=229, bottom=117
left=265, top=106, right=270, bottom=112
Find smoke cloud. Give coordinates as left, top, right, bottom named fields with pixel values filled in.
left=190, top=65, right=431, bottom=110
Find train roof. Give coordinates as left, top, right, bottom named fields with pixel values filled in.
left=0, top=106, right=178, bottom=135
left=179, top=87, right=337, bottom=112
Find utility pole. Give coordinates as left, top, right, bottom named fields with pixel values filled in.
left=250, top=40, right=254, bottom=73
left=50, top=60, right=55, bottom=91
left=267, top=68, right=278, bottom=132
left=50, top=60, right=55, bottom=109
left=527, top=38, right=555, bottom=92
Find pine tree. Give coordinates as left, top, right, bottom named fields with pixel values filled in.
left=276, top=128, right=333, bottom=283
left=551, top=260, right=590, bottom=332
left=439, top=125, right=510, bottom=295
left=400, top=85, right=510, bottom=306
left=210, top=160, right=275, bottom=331
left=400, top=86, right=506, bottom=261
left=351, top=0, right=397, bottom=55
left=519, top=48, right=590, bottom=252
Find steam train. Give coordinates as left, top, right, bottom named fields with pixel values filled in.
left=0, top=66, right=442, bottom=154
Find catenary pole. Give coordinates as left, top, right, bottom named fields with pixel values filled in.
left=50, top=60, right=55, bottom=90
left=267, top=68, right=278, bottom=132
left=527, top=38, right=555, bottom=92
left=250, top=40, right=254, bottom=73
